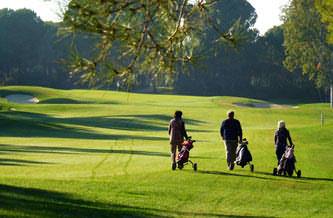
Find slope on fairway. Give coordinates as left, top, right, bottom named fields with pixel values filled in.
left=0, top=86, right=332, bottom=218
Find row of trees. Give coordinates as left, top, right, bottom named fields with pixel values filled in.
left=0, top=8, right=96, bottom=89
left=283, top=0, right=333, bottom=106
left=61, top=0, right=331, bottom=101
left=0, top=0, right=332, bottom=103
left=0, top=9, right=70, bottom=88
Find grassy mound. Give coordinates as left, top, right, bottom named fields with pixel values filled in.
left=0, top=86, right=332, bottom=218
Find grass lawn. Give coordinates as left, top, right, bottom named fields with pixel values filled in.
left=0, top=86, right=332, bottom=218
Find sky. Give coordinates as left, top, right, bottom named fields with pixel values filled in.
left=247, top=0, right=290, bottom=34
left=0, top=0, right=290, bottom=34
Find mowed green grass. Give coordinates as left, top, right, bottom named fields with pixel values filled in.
left=0, top=86, right=332, bottom=218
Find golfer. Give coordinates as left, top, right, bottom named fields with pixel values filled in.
left=220, top=110, right=243, bottom=170
left=274, top=120, right=293, bottom=165
left=168, top=110, right=188, bottom=170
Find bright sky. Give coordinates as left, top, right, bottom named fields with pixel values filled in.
left=247, top=0, right=290, bottom=34
left=0, top=0, right=62, bottom=22
left=0, top=0, right=290, bottom=34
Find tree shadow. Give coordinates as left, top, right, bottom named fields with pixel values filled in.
left=0, top=111, right=167, bottom=140
left=0, top=184, right=164, bottom=218
left=298, top=176, right=333, bottom=182
left=116, top=114, right=206, bottom=125
left=0, top=184, right=276, bottom=218
left=0, top=144, right=170, bottom=157
left=61, top=116, right=167, bottom=131
left=0, top=144, right=210, bottom=161
left=255, top=171, right=333, bottom=182
left=198, top=170, right=275, bottom=181
left=0, top=158, right=51, bottom=166
left=0, top=111, right=208, bottom=139
left=39, top=98, right=119, bottom=105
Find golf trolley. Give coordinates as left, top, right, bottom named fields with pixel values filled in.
left=273, top=145, right=301, bottom=178
left=235, top=138, right=254, bottom=172
left=176, top=137, right=197, bottom=171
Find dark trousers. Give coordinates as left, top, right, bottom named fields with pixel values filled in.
left=224, top=140, right=238, bottom=165
left=276, top=146, right=286, bottom=165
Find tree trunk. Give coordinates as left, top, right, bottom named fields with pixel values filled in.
left=330, top=82, right=333, bottom=108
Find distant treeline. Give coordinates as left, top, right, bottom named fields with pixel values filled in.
left=0, top=5, right=324, bottom=101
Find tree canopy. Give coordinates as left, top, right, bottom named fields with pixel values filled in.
left=62, top=0, right=245, bottom=86
left=0, top=7, right=323, bottom=101
left=283, top=0, right=333, bottom=88
left=315, top=0, right=333, bottom=44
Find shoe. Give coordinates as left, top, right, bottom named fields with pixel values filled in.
left=229, top=163, right=235, bottom=170
left=172, top=163, right=176, bottom=170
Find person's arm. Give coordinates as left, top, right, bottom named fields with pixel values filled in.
left=220, top=121, right=225, bottom=140
left=168, top=121, right=172, bottom=135
left=287, top=130, right=293, bottom=146
left=274, top=131, right=278, bottom=145
left=238, top=120, right=243, bottom=143
left=182, top=121, right=188, bottom=140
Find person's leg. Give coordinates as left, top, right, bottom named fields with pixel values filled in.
left=224, top=141, right=231, bottom=167
left=276, top=147, right=285, bottom=165
left=225, top=140, right=237, bottom=169
left=229, top=141, right=238, bottom=162
left=229, top=140, right=238, bottom=170
left=170, top=143, right=177, bottom=170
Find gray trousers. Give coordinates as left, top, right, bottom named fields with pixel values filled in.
left=224, top=140, right=238, bottom=164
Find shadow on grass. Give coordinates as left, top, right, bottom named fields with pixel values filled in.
left=0, top=111, right=167, bottom=141
left=255, top=171, right=333, bottom=182
left=0, top=144, right=170, bottom=157
left=115, top=114, right=206, bottom=125
left=198, top=170, right=275, bottom=181
left=0, top=144, right=210, bottom=161
left=0, top=158, right=51, bottom=166
left=39, top=98, right=119, bottom=104
left=0, top=111, right=208, bottom=139
left=0, top=184, right=163, bottom=218
left=298, top=176, right=333, bottom=182
left=0, top=184, right=276, bottom=218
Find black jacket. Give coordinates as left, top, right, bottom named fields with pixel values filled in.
left=274, top=127, right=292, bottom=149
left=220, top=118, right=242, bottom=141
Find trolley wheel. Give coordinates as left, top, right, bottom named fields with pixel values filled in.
left=177, top=162, right=184, bottom=170
left=273, top=168, right=277, bottom=176
left=193, top=163, right=197, bottom=171
left=250, top=164, right=254, bottom=172
left=287, top=168, right=293, bottom=177
left=297, top=170, right=301, bottom=178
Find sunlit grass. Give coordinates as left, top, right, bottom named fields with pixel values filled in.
left=0, top=86, right=332, bottom=218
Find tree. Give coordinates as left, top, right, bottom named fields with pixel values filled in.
left=0, top=8, right=76, bottom=88
left=62, top=0, right=243, bottom=87
left=250, top=26, right=319, bottom=100
left=0, top=9, right=46, bottom=84
left=283, top=0, right=333, bottom=106
left=315, top=0, right=333, bottom=107
left=315, top=0, right=333, bottom=44
left=174, top=0, right=258, bottom=96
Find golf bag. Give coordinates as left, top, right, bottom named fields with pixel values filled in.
left=277, top=145, right=296, bottom=176
left=274, top=145, right=301, bottom=177
left=235, top=139, right=254, bottom=171
left=177, top=137, right=197, bottom=171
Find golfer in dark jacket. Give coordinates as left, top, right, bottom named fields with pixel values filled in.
left=220, top=110, right=242, bottom=170
left=274, top=120, right=293, bottom=165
